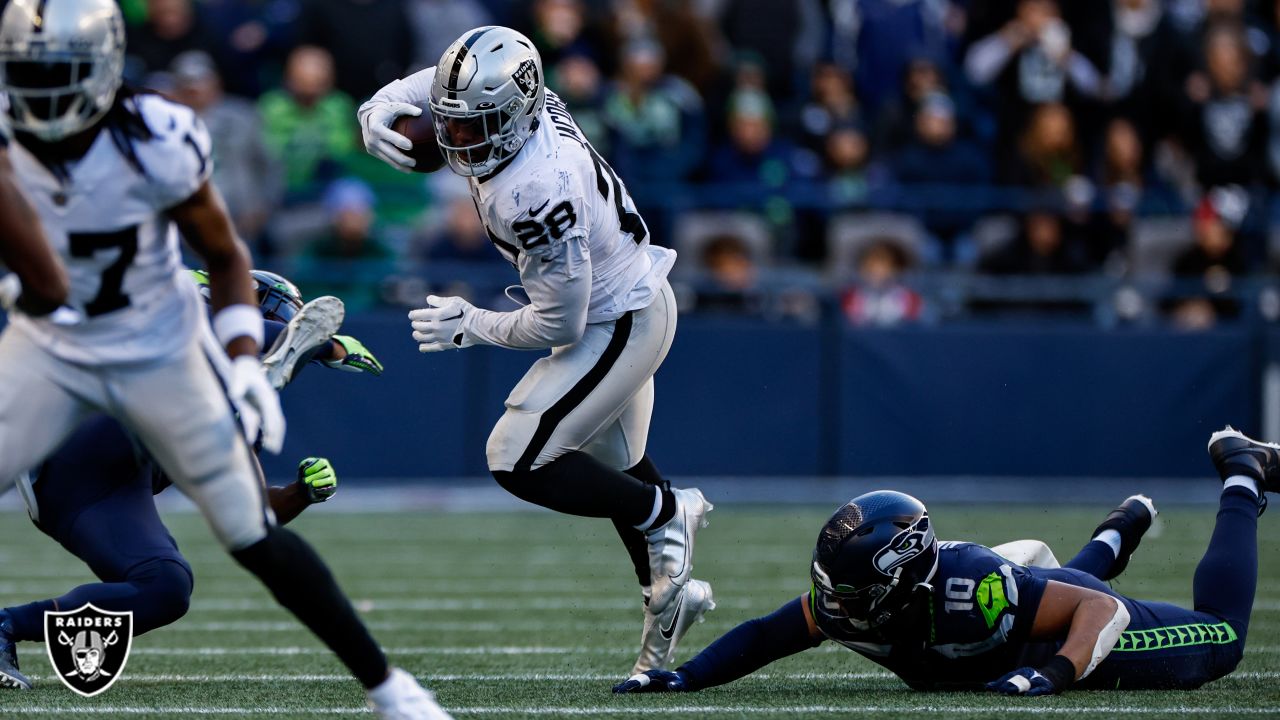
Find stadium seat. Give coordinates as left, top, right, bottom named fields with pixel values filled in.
left=1129, top=216, right=1193, bottom=277
left=671, top=211, right=775, bottom=275
left=825, top=212, right=927, bottom=279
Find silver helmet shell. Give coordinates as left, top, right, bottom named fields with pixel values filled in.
left=0, top=0, right=125, bottom=141
left=429, top=26, right=545, bottom=177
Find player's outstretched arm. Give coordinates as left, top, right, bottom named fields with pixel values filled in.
left=614, top=596, right=824, bottom=694
left=0, top=149, right=67, bottom=315
left=172, top=181, right=285, bottom=453
left=987, top=580, right=1130, bottom=696
left=266, top=457, right=339, bottom=524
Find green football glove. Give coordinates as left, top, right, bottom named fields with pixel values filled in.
left=325, top=335, right=384, bottom=375
left=296, top=457, right=337, bottom=503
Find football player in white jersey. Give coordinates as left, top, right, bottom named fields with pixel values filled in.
left=360, top=25, right=714, bottom=674
left=0, top=111, right=68, bottom=315
left=0, top=0, right=448, bottom=717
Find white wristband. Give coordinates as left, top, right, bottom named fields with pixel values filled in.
left=213, top=304, right=264, bottom=348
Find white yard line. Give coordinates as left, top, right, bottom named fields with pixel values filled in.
left=3, top=706, right=1275, bottom=716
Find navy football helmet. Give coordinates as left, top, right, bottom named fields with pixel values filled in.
left=188, top=268, right=303, bottom=323
left=811, top=490, right=938, bottom=635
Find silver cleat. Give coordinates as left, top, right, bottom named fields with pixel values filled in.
left=646, top=487, right=713, bottom=612
left=262, top=295, right=345, bottom=390
left=631, top=578, right=714, bottom=675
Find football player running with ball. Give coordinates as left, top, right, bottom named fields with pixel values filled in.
left=617, top=428, right=1272, bottom=697
left=0, top=0, right=445, bottom=715
left=360, top=25, right=714, bottom=673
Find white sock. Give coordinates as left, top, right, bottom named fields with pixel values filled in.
left=367, top=668, right=405, bottom=702
left=1224, top=475, right=1260, bottom=498
left=1093, top=529, right=1122, bottom=558
left=633, top=486, right=663, bottom=532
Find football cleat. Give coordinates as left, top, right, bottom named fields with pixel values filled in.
left=645, top=488, right=712, bottom=613
left=367, top=668, right=453, bottom=720
left=1090, top=495, right=1157, bottom=581
left=631, top=579, right=714, bottom=676
left=263, top=295, right=345, bottom=390
left=1209, top=426, right=1279, bottom=514
left=0, top=612, right=31, bottom=690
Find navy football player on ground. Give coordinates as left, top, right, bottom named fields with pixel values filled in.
left=0, top=0, right=444, bottom=714
left=0, top=270, right=383, bottom=690
left=617, top=427, right=1268, bottom=696
left=360, top=26, right=713, bottom=674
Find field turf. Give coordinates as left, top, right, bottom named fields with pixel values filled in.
left=0, top=501, right=1276, bottom=718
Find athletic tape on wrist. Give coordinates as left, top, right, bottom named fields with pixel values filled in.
left=214, top=304, right=264, bottom=348
left=1038, top=654, right=1077, bottom=690
left=1082, top=597, right=1130, bottom=678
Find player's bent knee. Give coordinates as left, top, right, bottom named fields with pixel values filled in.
left=131, top=559, right=194, bottom=632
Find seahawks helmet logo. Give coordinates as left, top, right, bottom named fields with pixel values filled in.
left=872, top=522, right=932, bottom=576
left=511, top=59, right=538, bottom=98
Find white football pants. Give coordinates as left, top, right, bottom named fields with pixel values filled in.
left=0, top=323, right=272, bottom=550
left=487, top=281, right=677, bottom=473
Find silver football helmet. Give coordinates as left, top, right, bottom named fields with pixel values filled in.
left=430, top=26, right=545, bottom=177
left=0, top=0, right=125, bottom=141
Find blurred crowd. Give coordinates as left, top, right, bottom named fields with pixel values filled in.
left=123, top=0, right=1280, bottom=328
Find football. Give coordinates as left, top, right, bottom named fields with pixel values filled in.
left=391, top=108, right=445, bottom=172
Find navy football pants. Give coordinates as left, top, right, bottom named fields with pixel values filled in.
left=6, top=415, right=194, bottom=641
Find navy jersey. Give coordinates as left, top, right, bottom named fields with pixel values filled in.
left=813, top=541, right=1059, bottom=690
left=812, top=541, right=1243, bottom=690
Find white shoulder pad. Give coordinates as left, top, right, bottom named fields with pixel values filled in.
left=131, top=94, right=214, bottom=208
left=493, top=166, right=586, bottom=257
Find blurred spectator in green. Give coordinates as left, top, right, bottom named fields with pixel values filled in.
left=296, top=0, right=414, bottom=100
left=296, top=179, right=396, bottom=312
left=258, top=46, right=357, bottom=201
left=707, top=89, right=819, bottom=193
left=125, top=0, right=219, bottom=84
left=894, top=92, right=989, bottom=249
left=172, top=51, right=281, bottom=251
left=1006, top=102, right=1082, bottom=188
left=602, top=39, right=705, bottom=183
left=840, top=239, right=923, bottom=327
left=823, top=123, right=870, bottom=206
left=549, top=54, right=608, bottom=153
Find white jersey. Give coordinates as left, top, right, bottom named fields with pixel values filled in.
left=7, top=94, right=212, bottom=365
left=366, top=72, right=676, bottom=349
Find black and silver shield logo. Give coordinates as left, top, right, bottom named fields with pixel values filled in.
left=44, top=604, right=133, bottom=697
left=512, top=59, right=539, bottom=97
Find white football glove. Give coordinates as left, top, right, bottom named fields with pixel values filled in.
left=359, top=101, right=422, bottom=172
left=409, top=295, right=475, bottom=352
left=0, top=274, right=19, bottom=311
left=228, top=355, right=286, bottom=453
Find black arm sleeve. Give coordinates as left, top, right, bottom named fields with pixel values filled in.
left=677, top=596, right=823, bottom=691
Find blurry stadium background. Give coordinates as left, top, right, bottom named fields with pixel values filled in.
left=7, top=0, right=1280, bottom=717
left=102, top=0, right=1280, bottom=485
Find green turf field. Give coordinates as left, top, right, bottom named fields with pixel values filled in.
left=0, top=502, right=1276, bottom=718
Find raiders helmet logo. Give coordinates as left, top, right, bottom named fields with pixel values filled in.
left=44, top=604, right=133, bottom=697
left=512, top=59, right=539, bottom=98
